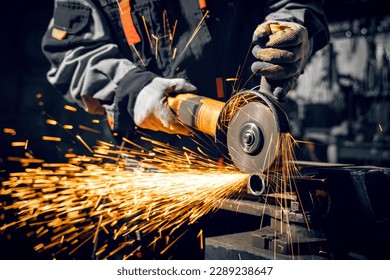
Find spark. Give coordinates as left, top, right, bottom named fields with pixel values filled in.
left=378, top=123, right=383, bottom=132
left=3, top=128, right=16, bottom=135
left=160, top=229, right=188, bottom=255
left=42, top=136, right=61, bottom=142
left=234, top=42, right=256, bottom=92
left=63, top=125, right=73, bottom=130
left=64, top=105, right=77, bottom=112
left=142, top=15, right=153, bottom=49
left=1, top=95, right=306, bottom=260
left=24, top=151, right=33, bottom=159
left=197, top=229, right=203, bottom=250
left=152, top=34, right=159, bottom=60
left=232, top=65, right=241, bottom=94
left=261, top=132, right=311, bottom=259
left=11, top=141, right=27, bottom=147
left=0, top=128, right=304, bottom=259
left=130, top=44, right=146, bottom=67
left=179, top=10, right=209, bottom=58
left=163, top=10, right=168, bottom=43
left=6, top=157, right=45, bottom=165
left=172, top=47, right=177, bottom=60
left=1, top=137, right=249, bottom=259
left=115, top=0, right=123, bottom=15
left=78, top=125, right=100, bottom=134
left=226, top=78, right=238, bottom=82
left=75, top=135, right=93, bottom=154
left=220, top=92, right=307, bottom=258
left=170, top=20, right=178, bottom=50
left=46, top=119, right=57, bottom=126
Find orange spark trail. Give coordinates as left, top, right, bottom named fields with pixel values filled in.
left=1, top=138, right=249, bottom=259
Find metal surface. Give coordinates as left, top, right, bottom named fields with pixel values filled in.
left=247, top=173, right=266, bottom=196
left=227, top=102, right=279, bottom=173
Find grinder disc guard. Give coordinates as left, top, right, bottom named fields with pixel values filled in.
left=226, top=102, right=280, bottom=173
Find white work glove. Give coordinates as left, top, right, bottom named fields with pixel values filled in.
left=133, top=77, right=197, bottom=135
left=251, top=21, right=311, bottom=99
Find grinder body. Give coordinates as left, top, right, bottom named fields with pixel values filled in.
left=168, top=94, right=224, bottom=137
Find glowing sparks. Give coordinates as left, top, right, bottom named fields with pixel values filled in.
left=197, top=229, right=204, bottom=250
left=1, top=137, right=249, bottom=259
left=180, top=10, right=209, bottom=58
left=11, top=141, right=28, bottom=147
left=130, top=44, right=146, bottom=67
left=78, top=125, right=100, bottom=134
left=42, top=136, right=61, bottom=142
left=172, top=47, right=177, bottom=60
left=1, top=87, right=304, bottom=260
left=63, top=125, right=73, bottom=130
left=170, top=20, right=178, bottom=50
left=142, top=15, right=153, bottom=49
left=3, top=128, right=16, bottom=135
left=6, top=157, right=45, bottom=164
left=65, top=153, right=77, bottom=158
left=115, top=0, right=123, bottom=15
left=152, top=34, right=159, bottom=59
left=75, top=135, right=94, bottom=154
left=226, top=78, right=238, bottom=82
left=64, top=105, right=77, bottom=112
left=46, top=119, right=58, bottom=126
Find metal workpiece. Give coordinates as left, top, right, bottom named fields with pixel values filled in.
left=250, top=227, right=328, bottom=257
left=247, top=173, right=266, bottom=196
left=205, top=163, right=390, bottom=260
left=205, top=229, right=328, bottom=260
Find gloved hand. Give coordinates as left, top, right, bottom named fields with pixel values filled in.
left=251, top=21, right=311, bottom=99
left=133, top=77, right=197, bottom=135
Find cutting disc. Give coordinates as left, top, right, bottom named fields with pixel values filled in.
left=226, top=102, right=280, bottom=173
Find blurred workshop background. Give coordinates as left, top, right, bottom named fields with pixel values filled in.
left=0, top=0, right=389, bottom=260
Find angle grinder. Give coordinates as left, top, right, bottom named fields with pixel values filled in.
left=167, top=89, right=290, bottom=195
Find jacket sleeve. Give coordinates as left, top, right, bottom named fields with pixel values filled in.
left=42, top=0, right=155, bottom=131
left=263, top=0, right=329, bottom=54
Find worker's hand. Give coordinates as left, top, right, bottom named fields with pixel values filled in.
left=133, top=77, right=197, bottom=135
left=251, top=21, right=310, bottom=99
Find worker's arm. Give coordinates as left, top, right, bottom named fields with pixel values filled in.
left=42, top=0, right=157, bottom=131
left=251, top=0, right=329, bottom=98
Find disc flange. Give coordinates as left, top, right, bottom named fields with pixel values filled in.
left=227, top=102, right=280, bottom=173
